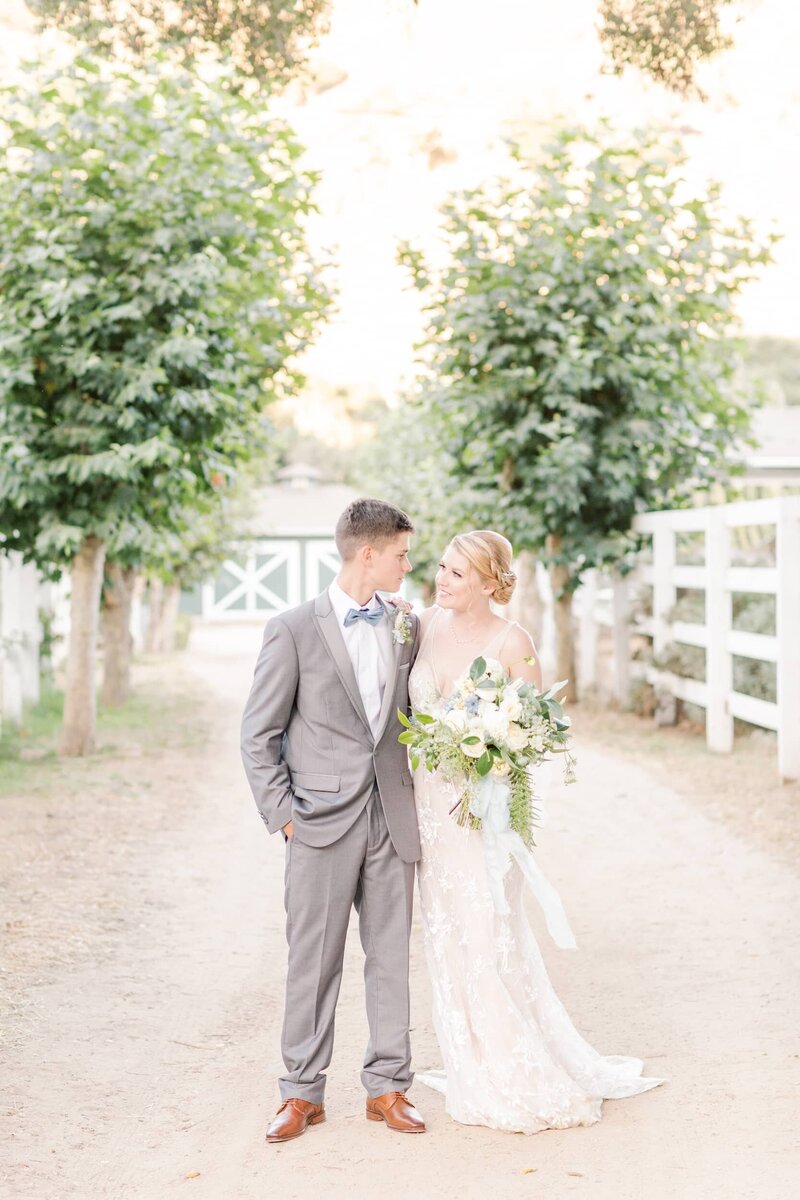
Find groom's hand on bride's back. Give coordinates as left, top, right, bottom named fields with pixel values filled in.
left=282, top=821, right=294, bottom=841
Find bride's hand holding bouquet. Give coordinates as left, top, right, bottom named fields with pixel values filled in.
left=399, top=653, right=575, bottom=848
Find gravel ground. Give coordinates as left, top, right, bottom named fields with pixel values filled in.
left=1, top=622, right=798, bottom=1200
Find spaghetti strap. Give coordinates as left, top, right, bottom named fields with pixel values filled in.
left=427, top=607, right=447, bottom=696
left=483, top=619, right=518, bottom=660
left=419, top=605, right=442, bottom=654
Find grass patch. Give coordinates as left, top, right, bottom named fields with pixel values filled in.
left=0, top=671, right=206, bottom=797
left=0, top=682, right=63, bottom=748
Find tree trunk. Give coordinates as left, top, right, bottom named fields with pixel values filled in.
left=100, top=563, right=135, bottom=707
left=58, top=535, right=106, bottom=757
left=144, top=576, right=164, bottom=654
left=546, top=533, right=577, bottom=703
left=158, top=581, right=181, bottom=654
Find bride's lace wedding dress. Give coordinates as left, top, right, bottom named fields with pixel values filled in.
left=410, top=611, right=663, bottom=1134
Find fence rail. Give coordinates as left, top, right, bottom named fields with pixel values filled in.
left=578, top=496, right=800, bottom=780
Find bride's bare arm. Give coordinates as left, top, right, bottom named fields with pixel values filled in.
left=501, top=624, right=542, bottom=689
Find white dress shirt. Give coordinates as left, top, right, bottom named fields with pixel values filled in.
left=328, top=578, right=391, bottom=734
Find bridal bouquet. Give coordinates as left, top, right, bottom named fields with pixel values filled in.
left=398, top=655, right=575, bottom=849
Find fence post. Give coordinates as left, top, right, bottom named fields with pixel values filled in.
left=611, top=574, right=630, bottom=704
left=0, top=553, right=24, bottom=725
left=576, top=569, right=598, bottom=693
left=651, top=523, right=676, bottom=663
left=19, top=561, right=41, bottom=705
left=776, top=501, right=800, bottom=780
left=705, top=509, right=733, bottom=753
left=201, top=581, right=215, bottom=620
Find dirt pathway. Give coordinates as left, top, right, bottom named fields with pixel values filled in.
left=2, top=623, right=798, bottom=1200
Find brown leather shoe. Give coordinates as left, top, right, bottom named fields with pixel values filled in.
left=266, top=1098, right=325, bottom=1143
left=366, top=1091, right=426, bottom=1133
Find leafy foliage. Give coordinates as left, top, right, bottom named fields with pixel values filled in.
left=0, top=55, right=330, bottom=572
left=350, top=399, right=484, bottom=594
left=598, top=1, right=736, bottom=98
left=742, top=336, right=800, bottom=407
left=27, top=1, right=331, bottom=90
left=137, top=462, right=270, bottom=589
left=399, top=125, right=773, bottom=587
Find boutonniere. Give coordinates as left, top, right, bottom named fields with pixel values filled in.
left=387, top=597, right=414, bottom=645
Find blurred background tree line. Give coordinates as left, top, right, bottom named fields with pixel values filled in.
left=0, top=50, right=331, bottom=753
left=0, top=0, right=792, bottom=751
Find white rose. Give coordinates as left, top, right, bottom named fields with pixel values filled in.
left=461, top=736, right=487, bottom=759
left=499, top=686, right=522, bottom=721
left=459, top=676, right=477, bottom=696
left=443, top=708, right=469, bottom=734
left=483, top=707, right=511, bottom=744
left=505, top=722, right=529, bottom=752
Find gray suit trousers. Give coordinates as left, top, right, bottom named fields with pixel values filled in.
left=280, top=790, right=415, bottom=1103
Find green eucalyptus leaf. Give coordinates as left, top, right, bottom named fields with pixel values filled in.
left=476, top=751, right=493, bottom=776
left=470, top=656, right=486, bottom=681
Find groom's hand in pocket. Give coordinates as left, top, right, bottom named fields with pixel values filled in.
left=282, top=821, right=294, bottom=841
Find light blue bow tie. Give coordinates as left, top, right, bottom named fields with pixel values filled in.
left=344, top=606, right=384, bottom=627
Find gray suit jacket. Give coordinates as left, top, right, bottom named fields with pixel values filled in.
left=241, top=590, right=421, bottom=863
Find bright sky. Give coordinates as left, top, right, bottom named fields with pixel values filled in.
left=283, top=0, right=799, bottom=432
left=2, top=0, right=797, bottom=439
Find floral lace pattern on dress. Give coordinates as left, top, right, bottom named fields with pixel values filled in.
left=410, top=625, right=662, bottom=1134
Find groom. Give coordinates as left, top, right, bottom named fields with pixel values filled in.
left=241, top=497, right=425, bottom=1143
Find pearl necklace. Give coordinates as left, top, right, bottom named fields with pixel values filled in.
left=447, top=616, right=489, bottom=646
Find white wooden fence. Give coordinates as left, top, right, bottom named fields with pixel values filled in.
left=0, top=553, right=42, bottom=728
left=4, top=497, right=799, bottom=782
left=578, top=496, right=800, bottom=780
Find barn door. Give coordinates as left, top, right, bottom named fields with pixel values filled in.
left=202, top=541, right=301, bottom=619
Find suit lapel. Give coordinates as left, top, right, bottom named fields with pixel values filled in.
left=372, top=598, right=404, bottom=744
left=313, top=591, right=372, bottom=736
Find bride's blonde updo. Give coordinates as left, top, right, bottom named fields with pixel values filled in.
left=448, top=530, right=517, bottom=605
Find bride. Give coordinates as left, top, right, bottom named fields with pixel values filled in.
left=409, top=529, right=663, bottom=1133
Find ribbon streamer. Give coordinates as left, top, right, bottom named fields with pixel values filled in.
left=468, top=774, right=577, bottom=950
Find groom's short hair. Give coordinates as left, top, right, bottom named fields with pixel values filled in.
left=335, top=498, right=414, bottom=560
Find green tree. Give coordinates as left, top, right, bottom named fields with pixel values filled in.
left=27, top=1, right=330, bottom=89
left=400, top=126, right=772, bottom=697
left=99, top=436, right=278, bottom=707
left=742, top=336, right=800, bottom=407
left=350, top=400, right=483, bottom=600
left=0, top=56, right=329, bottom=753
left=98, top=490, right=233, bottom=705
left=598, top=1, right=737, bottom=98
left=137, top=462, right=268, bottom=660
